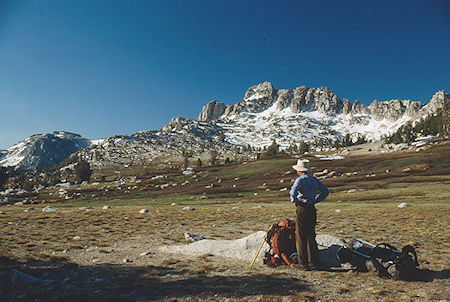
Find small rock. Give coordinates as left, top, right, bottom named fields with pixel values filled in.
left=397, top=202, right=411, bottom=208
left=182, top=206, right=195, bottom=211
left=335, top=209, right=341, bottom=213
left=72, top=236, right=81, bottom=241
left=102, top=206, right=111, bottom=209
left=279, top=187, right=288, bottom=191
left=184, top=233, right=205, bottom=242
left=232, top=206, right=240, bottom=210
left=139, top=251, right=152, bottom=256
left=42, top=206, right=55, bottom=213
left=14, top=201, right=24, bottom=206
left=170, top=203, right=178, bottom=206
left=347, top=189, right=358, bottom=193
left=139, top=208, right=149, bottom=213
left=94, top=278, right=104, bottom=283
left=24, top=207, right=35, bottom=212
left=252, top=205, right=264, bottom=209
left=122, top=258, right=132, bottom=263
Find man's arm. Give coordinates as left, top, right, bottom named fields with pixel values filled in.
left=314, top=180, right=329, bottom=204
left=289, top=177, right=302, bottom=203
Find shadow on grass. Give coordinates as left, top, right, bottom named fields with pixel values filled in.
left=414, top=268, right=450, bottom=282
left=0, top=256, right=311, bottom=301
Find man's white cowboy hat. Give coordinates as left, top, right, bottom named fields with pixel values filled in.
left=292, top=159, right=311, bottom=172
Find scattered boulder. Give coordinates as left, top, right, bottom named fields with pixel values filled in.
left=72, top=236, right=81, bottom=240
left=42, top=206, right=55, bottom=213
left=184, top=233, right=205, bottom=242
left=347, top=189, right=364, bottom=193
left=139, top=251, right=153, bottom=256
left=139, top=208, right=149, bottom=213
left=170, top=203, right=178, bottom=206
left=102, top=205, right=111, bottom=209
left=397, top=202, right=411, bottom=208
left=232, top=206, right=240, bottom=210
left=24, top=207, right=35, bottom=212
left=182, top=206, right=195, bottom=211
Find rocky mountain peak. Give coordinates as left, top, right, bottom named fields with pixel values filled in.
left=227, top=81, right=276, bottom=116
left=197, top=100, right=227, bottom=122
left=426, top=90, right=449, bottom=112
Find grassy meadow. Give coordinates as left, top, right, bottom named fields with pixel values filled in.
left=0, top=142, right=449, bottom=301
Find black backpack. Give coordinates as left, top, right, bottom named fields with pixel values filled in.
left=337, top=239, right=419, bottom=280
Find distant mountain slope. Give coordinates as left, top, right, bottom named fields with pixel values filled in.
left=2, top=83, right=448, bottom=172
left=0, top=131, right=91, bottom=171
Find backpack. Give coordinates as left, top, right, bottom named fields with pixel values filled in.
left=337, top=239, right=419, bottom=280
left=263, top=219, right=297, bottom=267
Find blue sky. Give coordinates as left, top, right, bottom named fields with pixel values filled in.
left=0, top=0, right=449, bottom=149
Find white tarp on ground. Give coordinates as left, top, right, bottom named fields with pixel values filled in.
left=159, top=232, right=345, bottom=267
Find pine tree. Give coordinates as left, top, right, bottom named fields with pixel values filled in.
left=0, top=167, right=8, bottom=190
left=74, top=160, right=92, bottom=183
left=264, top=140, right=279, bottom=158
left=196, top=158, right=202, bottom=168
left=298, top=141, right=309, bottom=154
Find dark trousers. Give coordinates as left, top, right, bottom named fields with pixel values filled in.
left=295, top=204, right=320, bottom=267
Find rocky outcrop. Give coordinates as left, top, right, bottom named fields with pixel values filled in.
left=275, top=89, right=293, bottom=110
left=342, top=98, right=352, bottom=115
left=0, top=131, right=91, bottom=171
left=368, top=99, right=421, bottom=121
left=226, top=81, right=276, bottom=115
left=351, top=100, right=369, bottom=115
left=312, top=87, right=342, bottom=114
left=423, top=90, right=449, bottom=113
left=197, top=100, right=227, bottom=122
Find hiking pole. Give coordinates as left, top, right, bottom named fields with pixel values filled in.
left=249, top=224, right=274, bottom=268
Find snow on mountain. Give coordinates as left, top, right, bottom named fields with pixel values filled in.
left=1, top=83, right=448, bottom=172
left=0, top=131, right=91, bottom=171
left=198, top=83, right=448, bottom=149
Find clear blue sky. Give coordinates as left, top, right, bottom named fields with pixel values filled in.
left=1, top=0, right=449, bottom=149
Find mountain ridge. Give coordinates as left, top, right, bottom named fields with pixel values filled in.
left=1, top=82, right=448, bottom=172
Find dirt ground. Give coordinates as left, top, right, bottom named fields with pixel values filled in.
left=1, top=205, right=449, bottom=302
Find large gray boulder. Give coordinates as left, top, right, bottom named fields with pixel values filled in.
left=159, top=231, right=345, bottom=267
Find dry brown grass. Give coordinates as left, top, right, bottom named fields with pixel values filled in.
left=1, top=143, right=449, bottom=301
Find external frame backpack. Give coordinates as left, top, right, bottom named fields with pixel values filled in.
left=337, top=238, right=419, bottom=280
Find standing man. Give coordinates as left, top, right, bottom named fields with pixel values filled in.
left=290, top=159, right=329, bottom=270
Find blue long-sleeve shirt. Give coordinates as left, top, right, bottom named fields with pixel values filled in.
left=290, top=174, right=329, bottom=205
